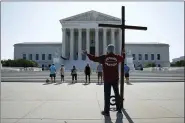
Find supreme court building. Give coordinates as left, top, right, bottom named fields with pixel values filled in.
left=14, top=10, right=170, bottom=70
left=61, top=10, right=123, bottom=61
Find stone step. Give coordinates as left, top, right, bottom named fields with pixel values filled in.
left=1, top=78, right=184, bottom=82
left=1, top=76, right=184, bottom=79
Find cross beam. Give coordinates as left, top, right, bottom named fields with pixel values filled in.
left=99, top=24, right=147, bottom=30
left=98, top=6, right=147, bottom=109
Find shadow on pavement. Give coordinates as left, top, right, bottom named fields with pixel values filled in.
left=126, top=83, right=133, bottom=85
left=115, top=112, right=123, bottom=123
left=104, top=116, right=113, bottom=123
left=82, top=83, right=90, bottom=86
left=122, top=108, right=134, bottom=123
left=104, top=112, right=124, bottom=123
left=96, top=83, right=104, bottom=85
left=43, top=82, right=52, bottom=85
left=54, top=82, right=62, bottom=85
left=68, top=82, right=76, bottom=85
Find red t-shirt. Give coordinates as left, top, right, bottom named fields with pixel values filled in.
left=87, top=53, right=125, bottom=83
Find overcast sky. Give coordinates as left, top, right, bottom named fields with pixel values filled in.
left=1, top=2, right=184, bottom=61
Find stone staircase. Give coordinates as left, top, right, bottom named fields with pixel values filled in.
left=63, top=60, right=98, bottom=71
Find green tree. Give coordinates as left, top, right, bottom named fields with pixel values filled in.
left=170, top=60, right=185, bottom=67
left=1, top=59, right=39, bottom=67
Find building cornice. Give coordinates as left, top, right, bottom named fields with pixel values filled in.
left=14, top=42, right=169, bottom=47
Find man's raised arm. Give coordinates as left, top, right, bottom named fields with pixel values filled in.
left=82, top=50, right=103, bottom=63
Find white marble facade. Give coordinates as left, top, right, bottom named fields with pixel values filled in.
left=60, top=10, right=122, bottom=61
left=13, top=10, right=170, bottom=70
left=61, top=28, right=122, bottom=60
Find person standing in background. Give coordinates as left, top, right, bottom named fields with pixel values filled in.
left=60, top=64, right=65, bottom=83
left=71, top=65, right=77, bottom=83
left=84, top=63, right=91, bottom=84
left=124, top=64, right=130, bottom=84
left=49, top=64, right=56, bottom=83
left=97, top=63, right=103, bottom=84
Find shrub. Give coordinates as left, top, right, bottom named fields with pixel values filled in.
left=144, top=62, right=156, bottom=68
left=171, top=60, right=185, bottom=67
left=1, top=59, right=39, bottom=67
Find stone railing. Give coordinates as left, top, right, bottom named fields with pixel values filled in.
left=143, top=67, right=184, bottom=72
left=1, top=67, right=42, bottom=72
left=19, top=67, right=42, bottom=72
left=143, top=67, right=169, bottom=71
left=1, top=67, right=21, bottom=72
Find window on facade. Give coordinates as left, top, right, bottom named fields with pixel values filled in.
left=23, top=54, right=26, bottom=60
left=48, top=54, right=52, bottom=60
left=151, top=54, right=154, bottom=60
left=157, top=54, right=160, bottom=60
left=42, top=54, right=45, bottom=60
left=36, top=54, right=39, bottom=60
left=145, top=54, right=148, bottom=60
left=138, top=54, right=142, bottom=60
left=132, top=54, right=136, bottom=60
left=29, top=54, right=32, bottom=60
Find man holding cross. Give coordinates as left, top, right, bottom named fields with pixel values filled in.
left=98, top=6, right=147, bottom=110
left=83, top=44, right=125, bottom=116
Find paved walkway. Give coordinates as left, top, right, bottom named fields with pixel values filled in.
left=1, top=71, right=184, bottom=82
left=1, top=82, right=184, bottom=123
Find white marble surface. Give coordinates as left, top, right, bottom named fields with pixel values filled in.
left=1, top=67, right=42, bottom=72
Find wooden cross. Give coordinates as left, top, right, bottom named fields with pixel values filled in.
left=98, top=6, right=147, bottom=109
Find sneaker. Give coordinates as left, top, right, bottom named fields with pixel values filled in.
left=101, top=111, right=110, bottom=116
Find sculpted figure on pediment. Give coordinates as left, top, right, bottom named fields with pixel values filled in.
left=62, top=11, right=121, bottom=22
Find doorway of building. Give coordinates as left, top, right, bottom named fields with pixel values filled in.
left=90, top=39, right=95, bottom=55
left=90, top=46, right=95, bottom=55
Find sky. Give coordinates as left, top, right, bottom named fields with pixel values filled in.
left=1, top=1, right=184, bottom=61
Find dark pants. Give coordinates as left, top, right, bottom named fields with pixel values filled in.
left=50, top=74, right=56, bottom=78
left=61, top=75, right=64, bottom=81
left=124, top=73, right=129, bottom=78
left=104, top=82, right=120, bottom=113
left=85, top=74, right=90, bottom=82
left=72, top=74, right=77, bottom=81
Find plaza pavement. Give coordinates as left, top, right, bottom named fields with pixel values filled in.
left=1, top=71, right=184, bottom=83
left=1, top=70, right=184, bottom=123
left=1, top=81, right=184, bottom=123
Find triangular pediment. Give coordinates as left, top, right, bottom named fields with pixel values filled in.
left=61, top=10, right=121, bottom=22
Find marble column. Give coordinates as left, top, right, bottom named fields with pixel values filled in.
left=111, top=28, right=115, bottom=49
left=86, top=28, right=90, bottom=54
left=70, top=28, right=74, bottom=60
left=78, top=28, right=82, bottom=60
left=103, top=28, right=107, bottom=54
left=95, top=28, right=99, bottom=56
left=62, top=28, right=66, bottom=57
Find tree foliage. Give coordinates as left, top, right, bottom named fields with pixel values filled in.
left=144, top=62, right=156, bottom=68
left=171, top=60, right=185, bottom=67
left=1, top=59, right=39, bottom=67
